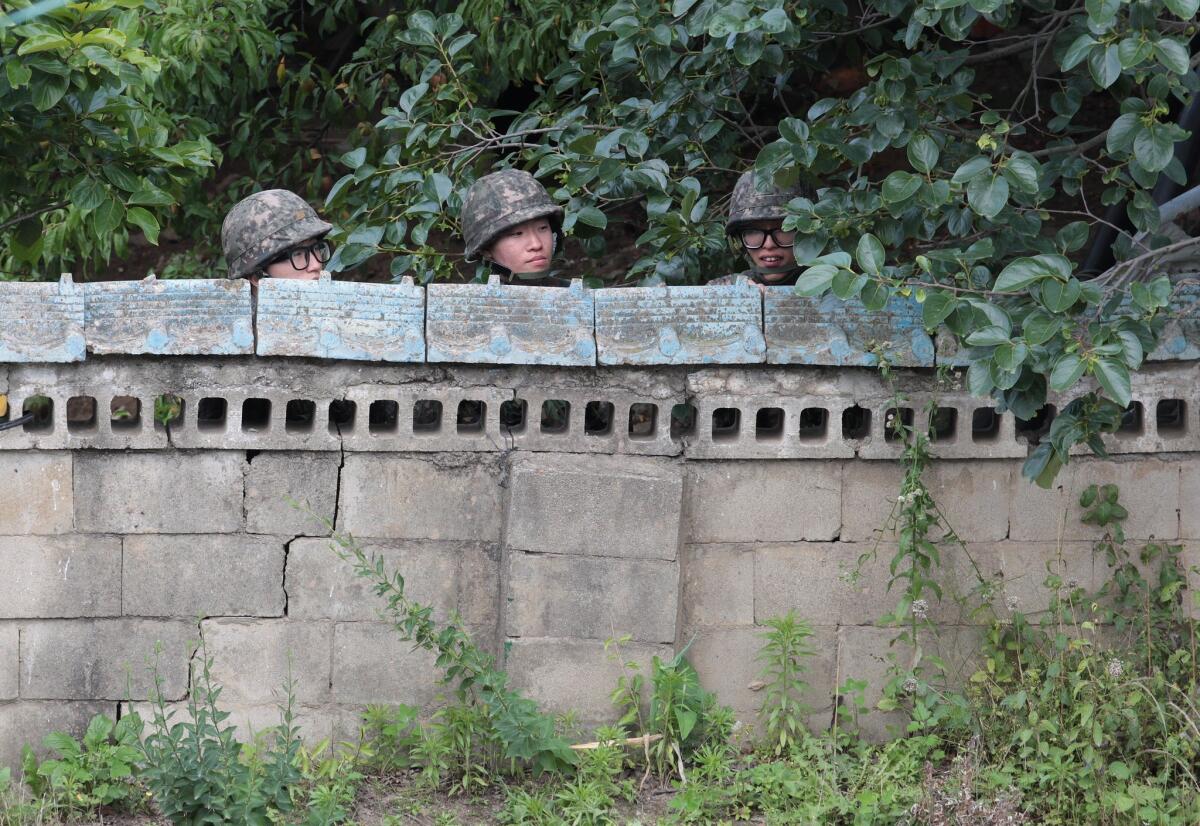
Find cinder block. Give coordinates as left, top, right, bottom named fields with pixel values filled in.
left=507, top=552, right=678, bottom=643
left=286, top=538, right=498, bottom=629
left=755, top=544, right=889, bottom=626
left=1010, top=457, right=1179, bottom=542
left=682, top=545, right=755, bottom=627
left=504, top=638, right=672, bottom=723
left=841, top=460, right=1011, bottom=543
left=122, top=701, right=334, bottom=746
left=507, top=453, right=682, bottom=559
left=74, top=452, right=243, bottom=534
left=246, top=453, right=340, bottom=535
left=764, top=289, right=933, bottom=367
left=123, top=535, right=285, bottom=618
left=996, top=541, right=1100, bottom=616
left=0, top=624, right=17, bottom=700
left=0, top=535, right=121, bottom=617
left=0, top=275, right=85, bottom=362
left=595, top=281, right=766, bottom=365
left=256, top=274, right=425, bottom=362
left=84, top=277, right=253, bottom=355
left=1179, top=460, right=1200, bottom=540
left=687, top=625, right=838, bottom=726
left=202, top=619, right=331, bottom=705
left=0, top=452, right=73, bottom=534
left=338, top=454, right=502, bottom=541
left=686, top=462, right=840, bottom=543
left=426, top=277, right=596, bottom=365
left=1147, top=284, right=1200, bottom=361
left=0, top=701, right=109, bottom=773
left=331, top=622, right=443, bottom=707
left=20, top=619, right=195, bottom=700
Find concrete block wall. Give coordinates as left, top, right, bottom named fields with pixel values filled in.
left=0, top=357, right=1196, bottom=768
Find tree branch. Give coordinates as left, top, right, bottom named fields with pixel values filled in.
left=0, top=201, right=69, bottom=233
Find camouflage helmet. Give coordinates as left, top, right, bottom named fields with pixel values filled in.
left=725, top=170, right=807, bottom=233
left=461, top=170, right=564, bottom=261
left=221, top=189, right=333, bottom=278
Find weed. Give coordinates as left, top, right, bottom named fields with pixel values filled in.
left=139, top=644, right=303, bottom=824
left=756, top=612, right=816, bottom=755
left=20, top=713, right=142, bottom=819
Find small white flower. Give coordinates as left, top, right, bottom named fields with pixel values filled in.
left=1005, top=594, right=1020, bottom=612
left=902, top=676, right=918, bottom=694
left=1107, top=659, right=1124, bottom=679
left=911, top=599, right=929, bottom=620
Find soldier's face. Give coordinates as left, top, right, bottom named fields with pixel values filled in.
left=741, top=220, right=796, bottom=279
left=262, top=236, right=327, bottom=281
left=487, top=219, right=553, bottom=272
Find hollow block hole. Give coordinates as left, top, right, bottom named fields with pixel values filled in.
left=197, top=397, right=227, bottom=432
left=670, top=404, right=697, bottom=441
left=585, top=401, right=614, bottom=436
left=285, top=399, right=316, bottom=433
left=66, top=395, right=97, bottom=432
left=629, top=403, right=658, bottom=439
left=457, top=400, right=486, bottom=434
left=500, top=399, right=528, bottom=434
left=1156, top=399, right=1186, bottom=437
left=842, top=405, right=870, bottom=440
left=712, top=408, right=741, bottom=442
left=755, top=407, right=784, bottom=442
left=798, top=407, right=828, bottom=441
left=541, top=400, right=571, bottom=434
left=242, top=398, right=271, bottom=432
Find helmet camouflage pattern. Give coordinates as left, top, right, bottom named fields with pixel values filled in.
left=221, top=189, right=333, bottom=278
left=461, top=169, right=564, bottom=261
left=725, top=170, right=808, bottom=233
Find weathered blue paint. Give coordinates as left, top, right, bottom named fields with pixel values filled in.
left=764, top=289, right=934, bottom=367
left=255, top=273, right=425, bottom=362
left=1148, top=284, right=1200, bottom=362
left=594, top=278, right=766, bottom=366
left=84, top=276, right=254, bottom=356
left=426, top=276, right=596, bottom=366
left=0, top=274, right=86, bottom=363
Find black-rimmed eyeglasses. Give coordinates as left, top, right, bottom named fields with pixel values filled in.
left=739, top=228, right=796, bottom=249
left=269, top=239, right=333, bottom=270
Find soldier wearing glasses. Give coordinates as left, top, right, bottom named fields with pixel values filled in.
left=710, top=170, right=808, bottom=288
left=221, top=189, right=334, bottom=290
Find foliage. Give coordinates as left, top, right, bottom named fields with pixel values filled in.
left=327, top=0, right=1196, bottom=479
left=756, top=612, right=816, bottom=755
left=964, top=485, right=1200, bottom=824
left=139, top=644, right=303, bottom=825
left=332, top=525, right=578, bottom=775
left=0, top=0, right=218, bottom=275
left=607, top=635, right=733, bottom=781
left=20, top=714, right=142, bottom=818
left=291, top=739, right=364, bottom=826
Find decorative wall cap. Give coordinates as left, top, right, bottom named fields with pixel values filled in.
left=0, top=274, right=85, bottom=363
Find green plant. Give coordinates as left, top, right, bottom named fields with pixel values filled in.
left=756, top=612, right=816, bottom=755
left=139, top=644, right=303, bottom=825
left=293, top=739, right=364, bottom=826
left=332, top=525, right=576, bottom=775
left=20, top=713, right=142, bottom=818
left=153, top=393, right=183, bottom=427
left=359, top=704, right=423, bottom=772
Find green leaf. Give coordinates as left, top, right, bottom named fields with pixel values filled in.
left=760, top=7, right=789, bottom=33
left=794, top=264, right=839, bottom=296
left=1061, top=34, right=1097, bottom=71
left=1050, top=353, right=1086, bottom=391
left=1040, top=277, right=1081, bottom=312
left=429, top=172, right=453, bottom=205
left=29, top=72, right=69, bottom=111
left=995, top=340, right=1028, bottom=370
left=70, top=177, right=107, bottom=212
left=1106, top=113, right=1141, bottom=154
left=342, top=147, right=367, bottom=170
left=922, top=291, right=957, bottom=329
left=1024, top=442, right=1064, bottom=489
left=5, top=59, right=32, bottom=88
left=860, top=281, right=889, bottom=311
left=1002, top=153, right=1039, bottom=194
left=1085, top=0, right=1119, bottom=25
left=575, top=206, right=607, bottom=229
left=1134, top=125, right=1175, bottom=172
left=125, top=207, right=160, bottom=244
left=1116, top=330, right=1143, bottom=369
left=1117, top=37, right=1152, bottom=69
left=1093, top=358, right=1131, bottom=406
left=126, top=185, right=174, bottom=207
left=951, top=156, right=991, bottom=183
left=1154, top=39, right=1190, bottom=75
left=967, top=174, right=1008, bottom=219
left=1023, top=310, right=1062, bottom=346
left=907, top=134, right=939, bottom=173
left=965, top=325, right=1010, bottom=346
left=672, top=0, right=700, bottom=15
left=994, top=256, right=1064, bottom=292
left=17, top=34, right=72, bottom=55
left=967, top=359, right=994, bottom=396
left=675, top=707, right=698, bottom=741
left=855, top=233, right=885, bottom=275
left=1163, top=0, right=1199, bottom=15
left=1088, top=44, right=1120, bottom=89
left=881, top=171, right=922, bottom=204
left=93, top=197, right=124, bottom=235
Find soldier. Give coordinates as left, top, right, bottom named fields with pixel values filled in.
left=220, top=189, right=334, bottom=289
left=709, top=170, right=809, bottom=288
left=461, top=169, right=565, bottom=286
